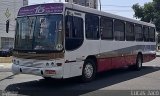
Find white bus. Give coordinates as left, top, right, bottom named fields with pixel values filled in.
left=12, top=3, right=156, bottom=82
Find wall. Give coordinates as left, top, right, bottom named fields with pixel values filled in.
left=0, top=0, right=28, bottom=50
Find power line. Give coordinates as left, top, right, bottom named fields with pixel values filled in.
left=104, top=10, right=133, bottom=12
left=99, top=5, right=132, bottom=7
left=0, top=1, right=23, bottom=7
left=0, top=1, right=20, bottom=3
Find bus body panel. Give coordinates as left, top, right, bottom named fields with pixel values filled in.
left=12, top=57, right=64, bottom=78
left=64, top=40, right=100, bottom=78
left=98, top=41, right=156, bottom=72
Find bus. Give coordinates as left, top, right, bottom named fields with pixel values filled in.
left=12, top=3, right=156, bottom=82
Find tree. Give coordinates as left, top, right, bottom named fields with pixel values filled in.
left=132, top=0, right=160, bottom=32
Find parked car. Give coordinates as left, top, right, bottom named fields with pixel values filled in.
left=0, top=48, right=13, bottom=57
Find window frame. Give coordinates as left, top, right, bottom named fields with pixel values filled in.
left=149, top=27, right=155, bottom=42
left=114, top=19, right=125, bottom=41
left=85, top=13, right=100, bottom=40
left=65, top=15, right=84, bottom=51
left=100, top=16, right=114, bottom=40
left=143, top=26, right=149, bottom=42
left=135, top=24, right=143, bottom=41
left=126, top=22, right=135, bottom=41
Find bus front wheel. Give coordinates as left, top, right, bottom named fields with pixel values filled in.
left=81, top=59, right=96, bottom=82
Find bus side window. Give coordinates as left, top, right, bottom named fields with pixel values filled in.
left=101, top=17, right=113, bottom=40
left=85, top=13, right=99, bottom=40
left=149, top=27, right=155, bottom=42
left=143, top=26, right=149, bottom=42
left=135, top=24, right=143, bottom=41
left=65, top=15, right=84, bottom=50
left=126, top=22, right=135, bottom=41
left=65, top=16, right=72, bottom=38
left=114, top=20, right=125, bottom=41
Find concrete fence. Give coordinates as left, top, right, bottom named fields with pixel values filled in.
left=0, top=57, right=12, bottom=63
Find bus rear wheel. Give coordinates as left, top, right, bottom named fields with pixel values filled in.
left=136, top=54, right=143, bottom=70
left=81, top=59, right=96, bottom=82
left=130, top=54, right=142, bottom=71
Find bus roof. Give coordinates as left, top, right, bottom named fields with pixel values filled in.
left=18, top=3, right=64, bottom=16
left=18, top=2, right=155, bottom=27
left=63, top=3, right=155, bottom=27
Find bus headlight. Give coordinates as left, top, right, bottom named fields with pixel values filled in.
left=13, top=59, right=16, bottom=64
left=46, top=63, right=49, bottom=66
left=51, top=62, right=55, bottom=67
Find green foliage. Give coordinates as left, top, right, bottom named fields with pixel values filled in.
left=132, top=0, right=160, bottom=32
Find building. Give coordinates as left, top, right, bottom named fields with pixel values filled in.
left=0, top=0, right=28, bottom=51
left=65, top=0, right=98, bottom=9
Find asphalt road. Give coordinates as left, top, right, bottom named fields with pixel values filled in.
left=0, top=57, right=160, bottom=96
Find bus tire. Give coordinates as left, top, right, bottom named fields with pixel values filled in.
left=81, top=59, right=96, bottom=82
left=135, top=54, right=143, bottom=70
left=130, top=54, right=142, bottom=71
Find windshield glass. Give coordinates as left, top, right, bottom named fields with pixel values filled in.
left=15, top=14, right=63, bottom=51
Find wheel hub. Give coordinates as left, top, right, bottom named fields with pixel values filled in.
left=84, top=64, right=93, bottom=78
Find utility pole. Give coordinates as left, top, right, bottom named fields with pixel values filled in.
left=99, top=0, right=101, bottom=11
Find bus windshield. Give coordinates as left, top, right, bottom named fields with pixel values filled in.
left=15, top=14, right=63, bottom=52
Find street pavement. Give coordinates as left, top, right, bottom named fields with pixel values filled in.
left=0, top=63, right=12, bottom=72
left=0, top=57, right=160, bottom=96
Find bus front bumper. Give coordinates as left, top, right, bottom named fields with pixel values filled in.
left=12, top=64, right=63, bottom=79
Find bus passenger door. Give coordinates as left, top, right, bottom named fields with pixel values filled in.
left=63, top=9, right=86, bottom=78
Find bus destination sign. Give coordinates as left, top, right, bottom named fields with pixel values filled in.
left=18, top=3, right=63, bottom=16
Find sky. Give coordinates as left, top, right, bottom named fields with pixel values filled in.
left=29, top=0, right=153, bottom=19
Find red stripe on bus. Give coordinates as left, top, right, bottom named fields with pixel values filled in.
left=97, top=54, right=155, bottom=72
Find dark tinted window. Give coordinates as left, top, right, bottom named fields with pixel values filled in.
left=135, top=24, right=143, bottom=41
left=126, top=22, right=135, bottom=41
left=65, top=15, right=84, bottom=50
left=114, top=20, right=125, bottom=41
left=101, top=17, right=113, bottom=40
left=85, top=13, right=99, bottom=39
left=149, top=27, right=155, bottom=42
left=143, top=26, right=149, bottom=42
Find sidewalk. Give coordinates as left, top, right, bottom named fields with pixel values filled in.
left=0, top=63, right=12, bottom=72
left=156, top=52, right=160, bottom=57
